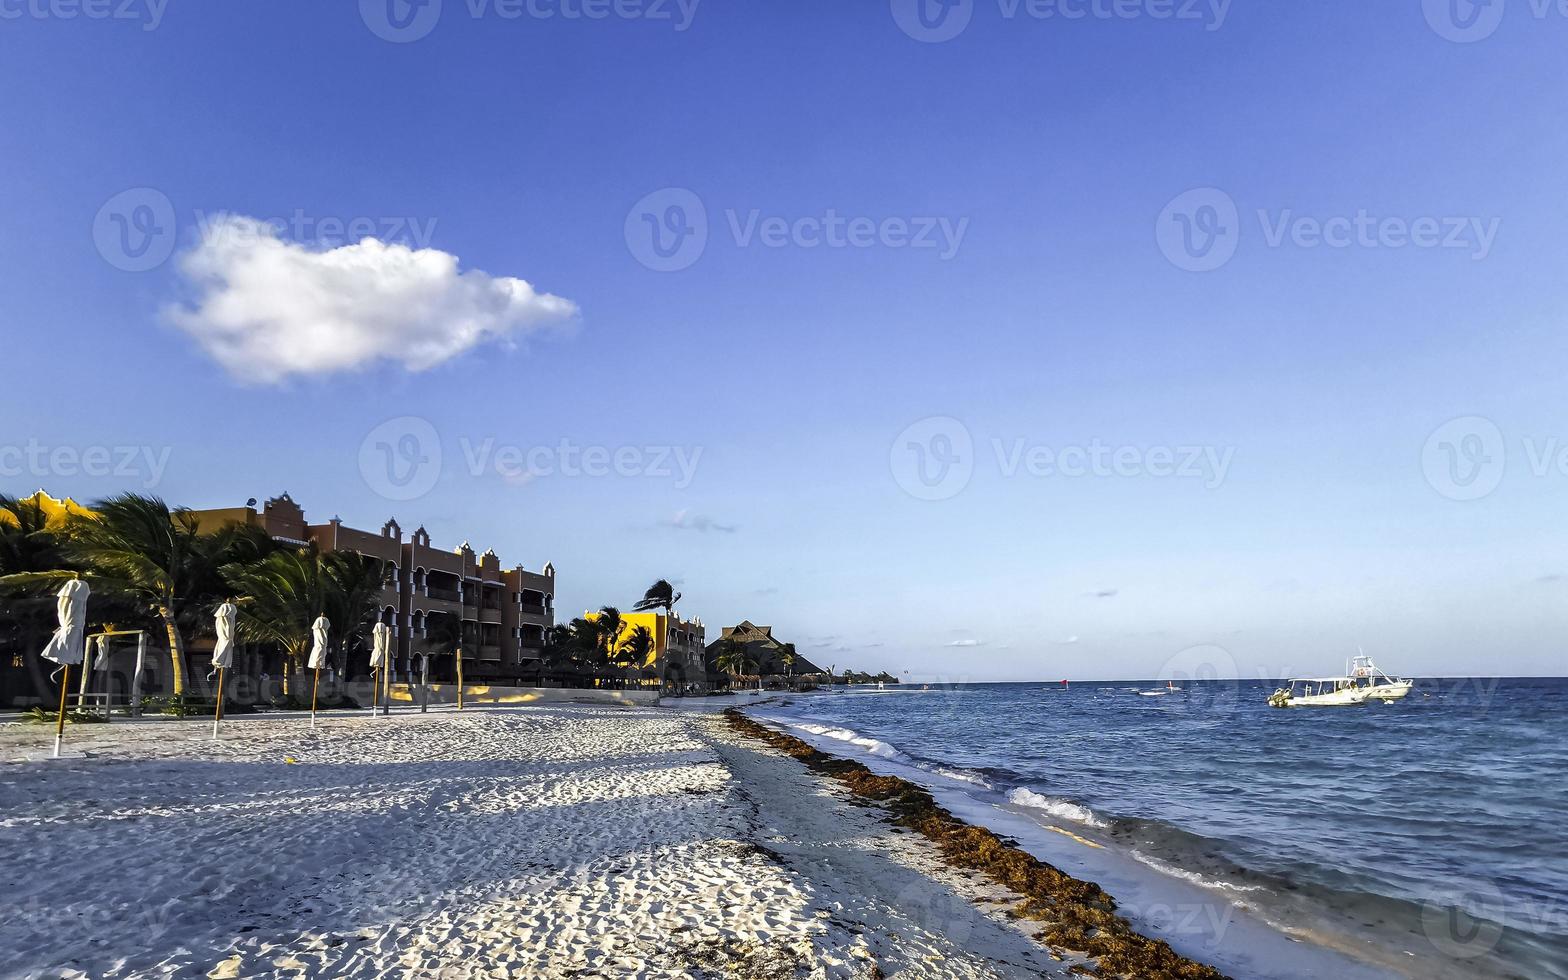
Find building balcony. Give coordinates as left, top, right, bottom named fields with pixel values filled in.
left=427, top=586, right=462, bottom=603
left=479, top=607, right=503, bottom=625
left=477, top=644, right=502, bottom=662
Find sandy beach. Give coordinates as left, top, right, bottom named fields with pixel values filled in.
left=0, top=701, right=1098, bottom=979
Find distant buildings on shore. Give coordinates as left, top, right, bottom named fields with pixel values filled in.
left=190, top=493, right=555, bottom=687
left=4, top=490, right=891, bottom=702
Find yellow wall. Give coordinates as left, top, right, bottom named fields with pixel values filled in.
left=585, top=610, right=667, bottom=667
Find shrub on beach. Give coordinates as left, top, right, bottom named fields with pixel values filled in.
left=24, top=706, right=107, bottom=725
left=267, top=692, right=361, bottom=712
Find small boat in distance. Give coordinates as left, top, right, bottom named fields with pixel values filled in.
left=1138, top=681, right=1181, bottom=697
left=1268, top=677, right=1367, bottom=708
left=1269, top=651, right=1415, bottom=707
left=1349, top=653, right=1414, bottom=701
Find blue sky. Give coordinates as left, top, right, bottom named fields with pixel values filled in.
left=4, top=1, right=1568, bottom=679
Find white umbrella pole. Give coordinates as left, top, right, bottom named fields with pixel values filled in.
left=371, top=665, right=380, bottom=717
left=310, top=668, right=320, bottom=729
left=53, top=664, right=71, bottom=759
left=211, top=668, right=225, bottom=739
left=381, top=662, right=391, bottom=716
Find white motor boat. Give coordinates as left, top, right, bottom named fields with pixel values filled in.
left=1348, top=654, right=1413, bottom=701
left=1268, top=677, right=1368, bottom=708
left=1138, top=681, right=1182, bottom=697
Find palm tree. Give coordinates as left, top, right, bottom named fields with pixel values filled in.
left=5, top=495, right=269, bottom=696
left=222, top=548, right=326, bottom=697
left=0, top=494, right=68, bottom=576
left=632, top=579, right=681, bottom=616
left=632, top=580, right=680, bottom=691
left=424, top=612, right=465, bottom=689
left=322, top=552, right=390, bottom=675
left=540, top=622, right=577, bottom=686
left=714, top=637, right=758, bottom=691
left=593, top=606, right=623, bottom=686
left=616, top=625, right=655, bottom=688
left=222, top=546, right=386, bottom=696
left=780, top=643, right=797, bottom=690
left=564, top=615, right=603, bottom=682
left=0, top=496, right=78, bottom=683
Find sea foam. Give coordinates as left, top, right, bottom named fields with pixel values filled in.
left=1005, top=787, right=1109, bottom=828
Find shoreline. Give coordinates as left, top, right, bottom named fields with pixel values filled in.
left=722, top=707, right=1227, bottom=980
left=737, top=698, right=1425, bottom=980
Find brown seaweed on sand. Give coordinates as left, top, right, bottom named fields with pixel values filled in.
left=723, top=709, right=1229, bottom=980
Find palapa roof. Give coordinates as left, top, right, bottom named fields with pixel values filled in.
left=706, top=621, right=826, bottom=676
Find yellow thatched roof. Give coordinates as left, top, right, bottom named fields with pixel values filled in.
left=1, top=490, right=96, bottom=528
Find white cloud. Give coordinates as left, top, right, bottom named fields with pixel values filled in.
left=946, top=639, right=985, bottom=647
left=661, top=510, right=736, bottom=533
left=164, top=214, right=577, bottom=384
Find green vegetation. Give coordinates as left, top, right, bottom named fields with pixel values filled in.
left=0, top=493, right=385, bottom=700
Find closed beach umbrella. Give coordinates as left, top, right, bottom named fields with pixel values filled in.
left=210, top=602, right=237, bottom=739
left=370, top=621, right=392, bottom=716
left=308, top=615, right=330, bottom=728
left=370, top=621, right=391, bottom=668
left=307, top=615, right=330, bottom=670
left=212, top=602, right=238, bottom=669
left=41, top=578, right=90, bottom=667
left=41, top=578, right=90, bottom=758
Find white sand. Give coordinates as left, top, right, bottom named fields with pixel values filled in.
left=0, top=704, right=1081, bottom=979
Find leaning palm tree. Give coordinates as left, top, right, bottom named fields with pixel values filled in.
left=632, top=579, right=681, bottom=616
left=632, top=580, right=680, bottom=689
left=6, top=495, right=267, bottom=696
left=779, top=643, right=797, bottom=690
left=616, top=625, right=655, bottom=688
